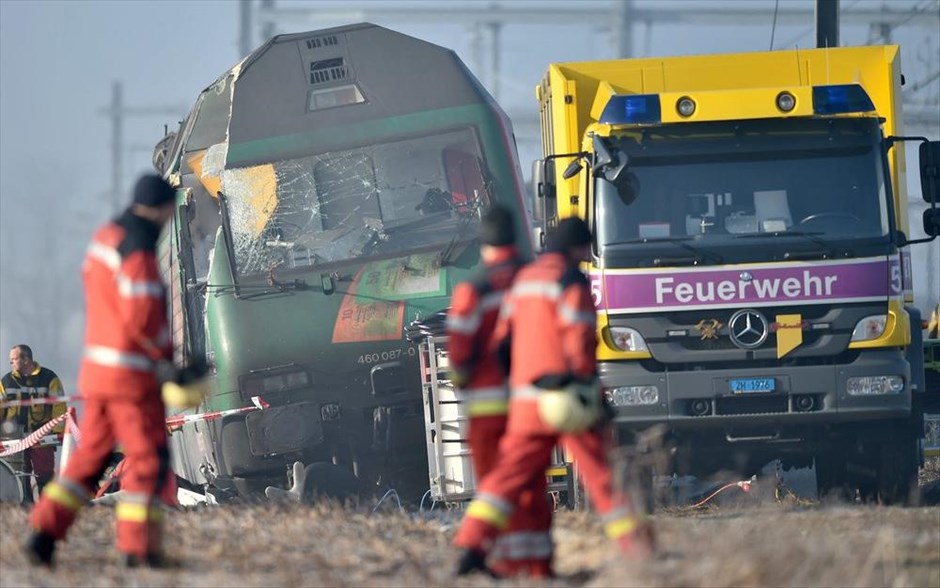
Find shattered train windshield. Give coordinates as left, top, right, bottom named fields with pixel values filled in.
left=221, top=128, right=490, bottom=275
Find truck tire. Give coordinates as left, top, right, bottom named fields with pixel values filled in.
left=853, top=421, right=918, bottom=505
left=873, top=421, right=919, bottom=505
left=814, top=449, right=850, bottom=501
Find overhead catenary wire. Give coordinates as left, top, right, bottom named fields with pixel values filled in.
left=769, top=0, right=781, bottom=50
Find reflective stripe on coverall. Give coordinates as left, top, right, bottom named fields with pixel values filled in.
left=446, top=246, right=553, bottom=577
left=453, top=252, right=643, bottom=568
left=30, top=210, right=173, bottom=557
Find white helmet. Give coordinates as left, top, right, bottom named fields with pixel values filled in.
left=537, top=381, right=603, bottom=433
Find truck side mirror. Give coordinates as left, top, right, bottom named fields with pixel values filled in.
left=531, top=226, right=545, bottom=252
left=531, top=159, right=545, bottom=221
left=531, top=158, right=557, bottom=225
left=562, top=160, right=583, bottom=179
left=920, top=141, right=940, bottom=203
left=591, top=134, right=614, bottom=173
left=924, top=208, right=940, bottom=237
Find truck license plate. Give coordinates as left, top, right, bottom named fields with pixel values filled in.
left=729, top=378, right=776, bottom=393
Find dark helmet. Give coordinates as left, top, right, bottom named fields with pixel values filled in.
left=132, top=174, right=176, bottom=207
left=480, top=205, right=517, bottom=246
left=546, top=217, right=592, bottom=252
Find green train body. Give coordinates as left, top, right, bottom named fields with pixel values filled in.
left=155, top=24, right=531, bottom=498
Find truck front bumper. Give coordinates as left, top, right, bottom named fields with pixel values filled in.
left=602, top=349, right=911, bottom=431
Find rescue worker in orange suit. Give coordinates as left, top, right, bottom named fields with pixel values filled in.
left=1, top=344, right=67, bottom=500
left=446, top=206, right=553, bottom=578
left=25, top=174, right=207, bottom=568
left=454, top=217, right=655, bottom=576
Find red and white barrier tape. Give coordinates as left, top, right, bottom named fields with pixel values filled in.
left=165, top=396, right=268, bottom=431
left=1, top=396, right=267, bottom=448
left=0, top=411, right=72, bottom=457
left=0, top=434, right=61, bottom=453
left=66, top=407, right=82, bottom=445
left=0, top=395, right=84, bottom=408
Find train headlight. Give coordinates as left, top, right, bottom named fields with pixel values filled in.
left=238, top=366, right=310, bottom=399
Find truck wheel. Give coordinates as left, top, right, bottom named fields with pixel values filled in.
left=872, top=422, right=919, bottom=505
left=849, top=421, right=919, bottom=505
left=814, top=450, right=850, bottom=501
left=302, top=462, right=361, bottom=505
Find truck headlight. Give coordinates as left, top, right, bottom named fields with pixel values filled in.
left=846, top=376, right=904, bottom=395
left=850, top=315, right=887, bottom=341
left=605, top=386, right=659, bottom=406
left=607, top=327, right=648, bottom=352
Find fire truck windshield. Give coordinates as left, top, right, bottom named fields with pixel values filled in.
left=595, top=118, right=892, bottom=262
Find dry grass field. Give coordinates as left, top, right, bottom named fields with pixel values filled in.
left=1, top=459, right=938, bottom=588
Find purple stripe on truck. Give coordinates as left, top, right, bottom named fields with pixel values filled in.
left=593, top=255, right=900, bottom=314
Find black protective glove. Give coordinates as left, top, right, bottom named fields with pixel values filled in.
left=177, top=358, right=210, bottom=385
left=155, top=360, right=180, bottom=385
left=534, top=373, right=574, bottom=390
left=495, top=335, right=513, bottom=377
left=156, top=358, right=209, bottom=385
left=156, top=359, right=212, bottom=410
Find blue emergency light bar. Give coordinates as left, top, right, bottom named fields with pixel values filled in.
left=599, top=94, right=662, bottom=125
left=812, top=84, right=876, bottom=115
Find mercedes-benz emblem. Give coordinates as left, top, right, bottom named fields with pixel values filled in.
left=739, top=271, right=753, bottom=282
left=728, top=309, right=768, bottom=349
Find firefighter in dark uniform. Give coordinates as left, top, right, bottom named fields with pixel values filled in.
left=1, top=344, right=66, bottom=500
left=25, top=174, right=208, bottom=568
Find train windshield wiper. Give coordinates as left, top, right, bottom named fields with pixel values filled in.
left=438, top=211, right=480, bottom=267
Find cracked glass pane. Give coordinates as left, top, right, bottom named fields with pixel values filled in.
left=221, top=128, right=490, bottom=276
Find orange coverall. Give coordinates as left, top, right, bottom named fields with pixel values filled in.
left=447, top=245, right=553, bottom=577
left=30, top=209, right=173, bottom=558
left=453, top=252, right=644, bottom=567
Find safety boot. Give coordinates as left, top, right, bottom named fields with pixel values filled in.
left=455, top=549, right=499, bottom=577
left=119, top=552, right=180, bottom=569
left=24, top=531, right=56, bottom=567
left=617, top=521, right=656, bottom=561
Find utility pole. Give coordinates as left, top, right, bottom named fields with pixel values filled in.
left=260, top=0, right=277, bottom=45
left=816, top=0, right=839, bottom=48
left=487, top=16, right=501, bottom=101
left=108, top=82, right=123, bottom=213
left=240, top=0, right=253, bottom=58
left=612, top=0, right=634, bottom=58
left=99, top=80, right=185, bottom=212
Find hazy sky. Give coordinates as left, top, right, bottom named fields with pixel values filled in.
left=1, top=0, right=937, bottom=387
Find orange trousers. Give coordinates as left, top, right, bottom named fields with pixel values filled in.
left=466, top=415, right=554, bottom=578
left=456, top=426, right=637, bottom=567
left=30, top=395, right=170, bottom=556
